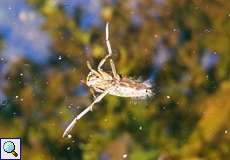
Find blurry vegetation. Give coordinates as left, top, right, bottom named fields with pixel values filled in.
left=0, top=0, right=230, bottom=159
left=0, top=34, right=3, bottom=50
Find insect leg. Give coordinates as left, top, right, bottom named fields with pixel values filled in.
left=90, top=88, right=96, bottom=99
left=98, top=22, right=112, bottom=71
left=62, top=90, right=109, bottom=137
left=87, top=61, right=101, bottom=77
left=110, top=59, right=120, bottom=80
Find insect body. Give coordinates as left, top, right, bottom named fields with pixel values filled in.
left=86, top=65, right=152, bottom=98
left=63, top=23, right=153, bottom=137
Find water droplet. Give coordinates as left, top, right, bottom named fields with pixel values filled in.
left=68, top=134, right=72, bottom=139
left=204, top=28, right=211, bottom=33
left=123, top=154, right=128, bottom=158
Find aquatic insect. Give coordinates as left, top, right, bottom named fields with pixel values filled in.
left=63, top=22, right=153, bottom=137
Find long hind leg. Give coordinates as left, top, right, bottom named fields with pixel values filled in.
left=98, top=23, right=112, bottom=71
left=98, top=23, right=120, bottom=80
left=63, top=90, right=109, bottom=137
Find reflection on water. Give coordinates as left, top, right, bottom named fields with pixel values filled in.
left=0, top=0, right=50, bottom=63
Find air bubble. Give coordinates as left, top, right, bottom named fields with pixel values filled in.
left=123, top=154, right=128, bottom=158
left=67, top=134, right=72, bottom=139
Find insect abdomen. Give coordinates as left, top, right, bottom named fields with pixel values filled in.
left=108, top=85, right=152, bottom=98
